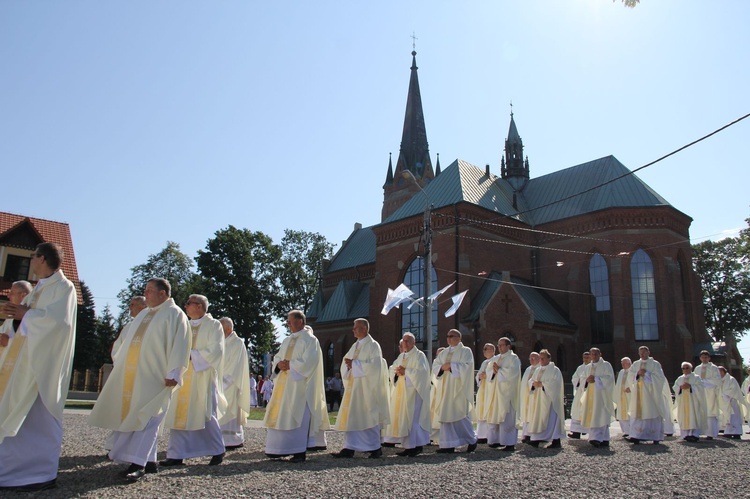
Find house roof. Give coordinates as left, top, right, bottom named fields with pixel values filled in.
left=326, top=225, right=376, bottom=273
left=0, top=211, right=82, bottom=303
left=316, top=280, right=370, bottom=323
left=463, top=272, right=574, bottom=329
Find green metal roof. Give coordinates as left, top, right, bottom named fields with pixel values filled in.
left=316, top=280, right=369, bottom=323
left=463, top=272, right=574, bottom=329
left=326, top=226, right=376, bottom=272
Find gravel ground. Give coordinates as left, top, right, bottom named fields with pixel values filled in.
left=24, top=413, right=750, bottom=498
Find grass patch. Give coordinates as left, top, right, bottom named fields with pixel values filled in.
left=249, top=407, right=338, bottom=425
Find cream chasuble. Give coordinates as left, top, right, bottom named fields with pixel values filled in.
left=335, top=335, right=389, bottom=432
left=673, top=373, right=706, bottom=432
left=89, top=298, right=190, bottom=432
left=527, top=362, right=565, bottom=435
left=219, top=332, right=251, bottom=426
left=626, top=357, right=668, bottom=421
left=432, top=343, right=475, bottom=424
left=263, top=326, right=330, bottom=436
left=165, top=314, right=226, bottom=431
left=518, top=364, right=538, bottom=426
left=718, top=374, right=744, bottom=428
left=614, top=368, right=631, bottom=422
left=579, top=360, right=615, bottom=429
left=0, top=270, right=77, bottom=442
left=694, top=362, right=721, bottom=418
left=485, top=351, right=521, bottom=425
left=475, top=358, right=493, bottom=423
left=387, top=348, right=431, bottom=438
left=569, top=362, right=588, bottom=422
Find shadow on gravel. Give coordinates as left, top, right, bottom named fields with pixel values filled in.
left=627, top=443, right=671, bottom=454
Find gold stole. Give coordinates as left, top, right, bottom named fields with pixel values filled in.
left=523, top=366, right=537, bottom=420
left=391, top=354, right=408, bottom=435
left=528, top=366, right=545, bottom=430
left=336, top=342, right=363, bottom=430
left=265, top=335, right=299, bottom=428
left=120, top=309, right=158, bottom=421
left=581, top=363, right=597, bottom=428
left=681, top=377, right=691, bottom=427
left=438, top=349, right=456, bottom=402
left=0, top=286, right=45, bottom=399
left=172, top=323, right=201, bottom=430
left=620, top=371, right=629, bottom=421
left=635, top=360, right=646, bottom=420
left=476, top=365, right=487, bottom=418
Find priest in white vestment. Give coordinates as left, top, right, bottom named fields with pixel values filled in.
left=432, top=329, right=477, bottom=453
left=332, top=318, right=389, bottom=459
left=160, top=294, right=226, bottom=467
left=0, top=243, right=76, bottom=492
left=385, top=333, right=431, bottom=457
left=218, top=317, right=250, bottom=450
left=429, top=347, right=445, bottom=444
left=485, top=337, right=521, bottom=451
left=519, top=352, right=540, bottom=444
left=249, top=373, right=258, bottom=407
left=626, top=346, right=668, bottom=444
left=718, top=366, right=744, bottom=439
left=568, top=351, right=591, bottom=438
left=110, top=296, right=147, bottom=364
left=264, top=310, right=329, bottom=463
left=614, top=357, right=632, bottom=437
left=526, top=349, right=565, bottom=449
left=89, top=278, right=190, bottom=481
left=741, top=368, right=750, bottom=423
left=672, top=362, right=706, bottom=442
left=693, top=350, right=721, bottom=439
left=579, top=348, right=615, bottom=447
left=475, top=343, right=496, bottom=444
left=0, top=280, right=31, bottom=355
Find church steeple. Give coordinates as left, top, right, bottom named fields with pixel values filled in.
left=382, top=49, right=434, bottom=221
left=500, top=107, right=529, bottom=188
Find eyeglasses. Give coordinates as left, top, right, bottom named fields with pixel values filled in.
left=186, top=301, right=200, bottom=306
left=681, top=367, right=691, bottom=370
left=447, top=334, right=459, bottom=338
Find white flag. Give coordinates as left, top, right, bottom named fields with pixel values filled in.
left=444, top=290, right=468, bottom=317
left=428, top=280, right=455, bottom=304
left=381, top=283, right=415, bottom=315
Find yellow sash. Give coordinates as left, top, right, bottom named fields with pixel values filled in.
left=0, top=285, right=45, bottom=399
left=390, top=354, right=408, bottom=435
left=120, top=309, right=158, bottom=421
left=635, top=360, right=645, bottom=420
left=581, top=363, right=597, bottom=428
left=172, top=323, right=201, bottom=430
left=336, top=343, right=363, bottom=430
left=620, top=375, right=629, bottom=421
left=681, top=381, right=691, bottom=427
left=265, top=335, right=299, bottom=428
left=523, top=366, right=537, bottom=421
left=527, top=366, right=545, bottom=432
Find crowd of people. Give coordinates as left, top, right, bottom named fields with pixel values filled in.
left=1, top=267, right=749, bottom=491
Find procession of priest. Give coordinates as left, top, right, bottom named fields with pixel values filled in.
left=1, top=268, right=749, bottom=491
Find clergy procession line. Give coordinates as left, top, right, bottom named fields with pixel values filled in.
left=1, top=259, right=749, bottom=492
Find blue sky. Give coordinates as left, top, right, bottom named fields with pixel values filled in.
left=2, top=1, right=749, bottom=359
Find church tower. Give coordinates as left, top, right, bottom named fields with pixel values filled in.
left=382, top=50, right=434, bottom=221
left=500, top=110, right=530, bottom=190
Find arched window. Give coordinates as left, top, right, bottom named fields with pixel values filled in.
left=401, top=256, right=438, bottom=344
left=631, top=249, right=659, bottom=340
left=556, top=344, right=567, bottom=374
left=326, top=342, right=335, bottom=377
left=589, top=253, right=613, bottom=343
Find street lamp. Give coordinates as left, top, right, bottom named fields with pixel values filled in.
left=401, top=170, right=434, bottom=364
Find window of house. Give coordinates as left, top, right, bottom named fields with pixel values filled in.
left=401, top=256, right=438, bottom=344
left=3, top=254, right=31, bottom=282
left=631, top=249, right=658, bottom=341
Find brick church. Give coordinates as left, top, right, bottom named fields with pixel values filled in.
left=308, top=50, right=728, bottom=382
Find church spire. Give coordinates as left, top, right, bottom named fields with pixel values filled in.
left=384, top=152, right=394, bottom=187
left=501, top=105, right=529, bottom=187
left=395, top=50, right=433, bottom=180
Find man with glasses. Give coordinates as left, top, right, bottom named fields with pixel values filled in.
left=526, top=349, right=565, bottom=449
left=693, top=350, right=721, bottom=440
left=614, top=357, right=633, bottom=437
left=485, top=337, right=521, bottom=451
left=160, top=295, right=226, bottom=467
left=519, top=352, right=540, bottom=444
left=218, top=317, right=250, bottom=450
left=579, top=348, right=615, bottom=448
left=673, top=362, right=706, bottom=442
left=0, top=244, right=76, bottom=492
left=90, top=278, right=190, bottom=481
left=475, top=343, right=496, bottom=444
left=432, top=329, right=477, bottom=453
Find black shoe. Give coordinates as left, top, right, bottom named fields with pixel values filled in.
left=627, top=437, right=640, bottom=445
left=706, top=436, right=714, bottom=440
left=500, top=445, right=515, bottom=452
left=125, top=465, right=146, bottom=481
left=600, top=441, right=609, bottom=447
left=307, top=446, right=327, bottom=452
left=331, top=448, right=355, bottom=458
left=225, top=444, right=244, bottom=451
left=547, top=439, right=561, bottom=449
left=567, top=432, right=581, bottom=439
left=665, top=434, right=673, bottom=437
left=652, top=441, right=661, bottom=445
left=488, top=443, right=502, bottom=448
left=289, top=453, right=306, bottom=463
left=145, top=462, right=159, bottom=474
left=159, top=458, right=184, bottom=466
left=382, top=442, right=396, bottom=448
left=684, top=436, right=699, bottom=443
left=528, top=441, right=541, bottom=448
left=266, top=453, right=286, bottom=459
left=466, top=442, right=477, bottom=453
left=436, top=447, right=455, bottom=453
left=590, top=440, right=601, bottom=448
left=13, top=479, right=58, bottom=491
left=405, top=446, right=423, bottom=457
left=521, top=436, right=530, bottom=444
left=476, top=438, right=488, bottom=444
left=208, top=452, right=225, bottom=466
left=368, top=448, right=383, bottom=459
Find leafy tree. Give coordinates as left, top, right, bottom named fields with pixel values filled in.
left=692, top=236, right=750, bottom=342
left=74, top=281, right=98, bottom=371
left=116, top=241, right=196, bottom=324
left=195, top=226, right=281, bottom=369
left=275, top=229, right=334, bottom=321
left=96, top=304, right=119, bottom=366
left=616, top=0, right=639, bottom=6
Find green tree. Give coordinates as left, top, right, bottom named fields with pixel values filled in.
left=275, top=229, right=334, bottom=321
left=692, top=236, right=750, bottom=342
left=74, top=281, right=98, bottom=371
left=116, top=241, right=196, bottom=324
left=195, top=226, right=281, bottom=369
left=96, top=304, right=119, bottom=367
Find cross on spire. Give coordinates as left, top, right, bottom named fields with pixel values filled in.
left=411, top=32, right=418, bottom=51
